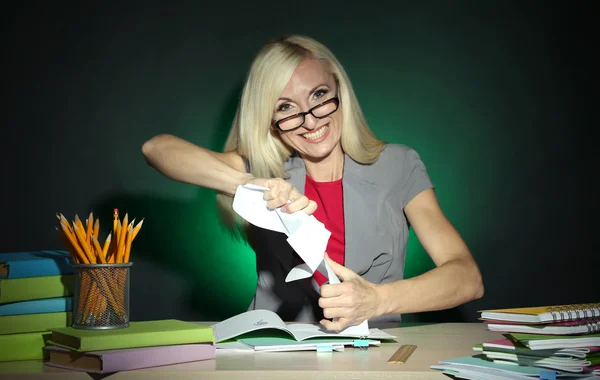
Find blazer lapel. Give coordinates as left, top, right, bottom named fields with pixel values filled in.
left=342, top=155, right=380, bottom=276
left=286, top=153, right=380, bottom=276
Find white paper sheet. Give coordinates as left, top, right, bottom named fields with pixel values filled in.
left=232, top=184, right=369, bottom=336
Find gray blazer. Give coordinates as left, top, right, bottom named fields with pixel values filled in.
left=244, top=144, right=434, bottom=323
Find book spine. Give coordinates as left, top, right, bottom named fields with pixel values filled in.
left=0, top=275, right=75, bottom=304
left=0, top=312, right=72, bottom=334
left=0, top=297, right=73, bottom=316
left=78, top=328, right=215, bottom=352
left=102, top=343, right=216, bottom=373
left=0, top=332, right=51, bottom=361
left=7, top=252, right=74, bottom=279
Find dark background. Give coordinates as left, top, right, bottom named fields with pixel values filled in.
left=3, top=2, right=596, bottom=323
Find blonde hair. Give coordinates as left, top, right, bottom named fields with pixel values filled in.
left=217, top=35, right=385, bottom=234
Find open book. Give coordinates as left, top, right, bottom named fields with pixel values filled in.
left=211, top=309, right=396, bottom=351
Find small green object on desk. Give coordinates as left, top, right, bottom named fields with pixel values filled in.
left=353, top=339, right=369, bottom=350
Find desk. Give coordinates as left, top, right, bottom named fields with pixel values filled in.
left=0, top=323, right=500, bottom=379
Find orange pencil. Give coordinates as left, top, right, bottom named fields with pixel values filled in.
left=93, top=219, right=100, bottom=240
left=73, top=224, right=96, bottom=264
left=132, top=218, right=144, bottom=240
left=108, top=220, right=121, bottom=263
left=60, top=222, right=89, bottom=264
left=113, top=209, right=119, bottom=241
left=102, top=233, right=112, bottom=259
left=59, top=214, right=74, bottom=234
left=124, top=225, right=133, bottom=263
left=115, top=213, right=128, bottom=263
left=85, top=212, right=93, bottom=244
left=92, top=236, right=106, bottom=264
left=55, top=227, right=80, bottom=264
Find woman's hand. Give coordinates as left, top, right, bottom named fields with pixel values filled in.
left=318, top=253, right=384, bottom=331
left=243, top=177, right=317, bottom=215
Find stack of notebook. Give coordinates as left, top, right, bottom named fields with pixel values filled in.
left=44, top=319, right=215, bottom=373
left=0, top=251, right=75, bottom=361
left=431, top=303, right=600, bottom=379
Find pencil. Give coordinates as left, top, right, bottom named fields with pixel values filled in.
left=102, top=233, right=112, bottom=259
left=124, top=225, right=133, bottom=263
left=73, top=224, right=96, bottom=264
left=86, top=212, right=93, bottom=245
left=60, top=222, right=89, bottom=264
left=132, top=218, right=144, bottom=240
left=92, top=236, right=106, bottom=264
left=93, top=219, right=100, bottom=240
left=115, top=213, right=128, bottom=263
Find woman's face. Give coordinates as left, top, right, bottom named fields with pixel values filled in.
left=272, top=58, right=343, bottom=161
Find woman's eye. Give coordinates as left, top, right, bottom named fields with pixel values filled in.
left=277, top=103, right=291, bottom=112
left=314, top=89, right=329, bottom=99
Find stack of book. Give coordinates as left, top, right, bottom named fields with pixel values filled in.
left=0, top=250, right=75, bottom=362
left=431, top=303, right=600, bottom=379
left=44, top=319, right=215, bottom=373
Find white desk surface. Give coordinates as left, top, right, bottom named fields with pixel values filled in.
left=0, top=322, right=502, bottom=379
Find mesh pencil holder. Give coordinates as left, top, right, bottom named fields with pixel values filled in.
left=73, top=263, right=132, bottom=330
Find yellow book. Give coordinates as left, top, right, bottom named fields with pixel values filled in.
left=479, top=303, right=600, bottom=324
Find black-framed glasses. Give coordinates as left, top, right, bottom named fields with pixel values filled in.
left=272, top=97, right=340, bottom=132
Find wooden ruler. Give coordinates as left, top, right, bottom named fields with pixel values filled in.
left=387, top=344, right=417, bottom=364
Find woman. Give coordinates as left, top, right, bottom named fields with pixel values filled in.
left=142, top=35, right=484, bottom=331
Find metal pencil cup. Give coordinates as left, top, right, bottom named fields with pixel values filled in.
left=73, top=263, right=132, bottom=330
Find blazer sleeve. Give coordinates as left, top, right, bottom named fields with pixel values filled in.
left=396, top=148, right=434, bottom=208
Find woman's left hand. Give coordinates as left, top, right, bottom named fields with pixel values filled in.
left=318, top=253, right=383, bottom=331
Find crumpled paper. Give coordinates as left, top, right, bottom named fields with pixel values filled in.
left=232, top=184, right=369, bottom=335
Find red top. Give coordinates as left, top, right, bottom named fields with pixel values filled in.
left=304, top=175, right=345, bottom=286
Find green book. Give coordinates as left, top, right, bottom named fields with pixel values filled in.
left=0, top=331, right=51, bottom=361
left=0, top=312, right=72, bottom=335
left=509, top=332, right=600, bottom=350
left=48, top=319, right=214, bottom=352
left=0, top=275, right=74, bottom=304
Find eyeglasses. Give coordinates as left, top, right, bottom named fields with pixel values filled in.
left=272, top=97, right=340, bottom=132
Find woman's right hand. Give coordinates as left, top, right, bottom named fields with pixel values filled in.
left=242, top=177, right=317, bottom=215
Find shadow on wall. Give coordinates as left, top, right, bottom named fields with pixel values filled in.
left=91, top=189, right=257, bottom=322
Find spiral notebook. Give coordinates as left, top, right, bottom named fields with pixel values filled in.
left=479, top=303, right=600, bottom=324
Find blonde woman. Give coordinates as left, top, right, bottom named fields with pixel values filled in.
left=142, top=35, right=484, bottom=331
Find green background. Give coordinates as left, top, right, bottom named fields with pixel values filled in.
left=3, top=2, right=595, bottom=322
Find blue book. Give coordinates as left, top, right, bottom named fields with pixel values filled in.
left=0, top=251, right=74, bottom=279
left=0, top=297, right=73, bottom=316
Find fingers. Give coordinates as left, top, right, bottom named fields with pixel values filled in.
left=321, top=307, right=346, bottom=320
left=283, top=188, right=317, bottom=215
left=320, top=283, right=346, bottom=298
left=320, top=317, right=351, bottom=332
left=263, top=179, right=292, bottom=209
left=259, top=178, right=317, bottom=215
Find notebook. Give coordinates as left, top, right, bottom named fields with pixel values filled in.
left=0, top=251, right=73, bottom=279
left=211, top=309, right=395, bottom=351
left=0, top=275, right=74, bottom=304
left=430, top=354, right=589, bottom=379
left=0, top=331, right=51, bottom=361
left=480, top=349, right=600, bottom=373
left=479, top=303, right=600, bottom=323
left=0, top=297, right=72, bottom=316
left=0, top=311, right=72, bottom=334
left=475, top=339, right=600, bottom=358
left=48, top=319, right=214, bottom=352
left=509, top=332, right=600, bottom=350
left=45, top=343, right=215, bottom=373
left=485, top=320, right=600, bottom=335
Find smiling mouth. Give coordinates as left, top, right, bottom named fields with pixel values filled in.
left=302, top=124, right=329, bottom=140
